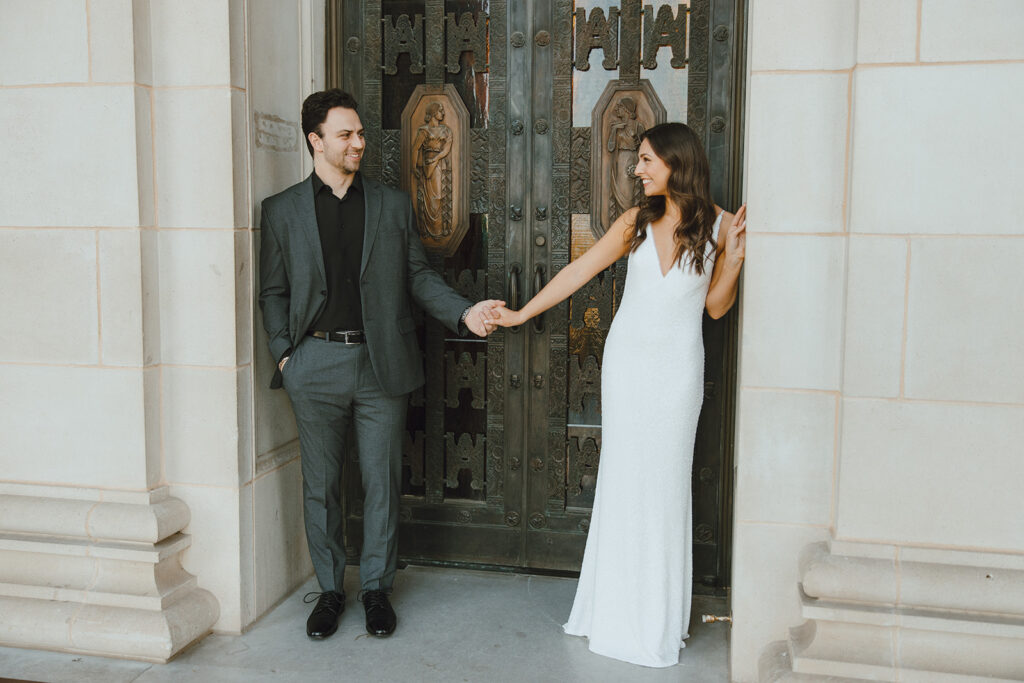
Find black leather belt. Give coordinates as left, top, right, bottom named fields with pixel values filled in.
left=309, top=330, right=365, bottom=344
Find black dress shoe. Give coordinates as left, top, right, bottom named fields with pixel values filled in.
left=362, top=590, right=396, bottom=637
left=305, top=590, right=345, bottom=639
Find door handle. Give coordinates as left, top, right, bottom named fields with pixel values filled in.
left=533, top=264, right=546, bottom=333
left=508, top=263, right=521, bottom=332
left=509, top=263, right=521, bottom=310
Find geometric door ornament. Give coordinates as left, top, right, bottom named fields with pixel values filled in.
left=589, top=80, right=667, bottom=238
left=400, top=83, right=471, bottom=256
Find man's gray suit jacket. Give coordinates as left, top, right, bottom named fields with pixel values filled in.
left=258, top=173, right=472, bottom=395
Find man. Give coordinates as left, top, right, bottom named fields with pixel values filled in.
left=258, top=89, right=500, bottom=640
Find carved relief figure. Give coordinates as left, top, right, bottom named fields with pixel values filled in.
left=570, top=307, right=605, bottom=360
left=606, top=97, right=646, bottom=222
left=411, top=102, right=454, bottom=238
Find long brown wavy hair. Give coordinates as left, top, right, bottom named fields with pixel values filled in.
left=628, top=122, right=716, bottom=275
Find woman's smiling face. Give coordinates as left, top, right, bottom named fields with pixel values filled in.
left=633, top=138, right=670, bottom=197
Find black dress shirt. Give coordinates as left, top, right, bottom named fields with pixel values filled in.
left=309, top=171, right=365, bottom=332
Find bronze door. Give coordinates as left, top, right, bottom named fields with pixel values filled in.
left=330, top=0, right=743, bottom=592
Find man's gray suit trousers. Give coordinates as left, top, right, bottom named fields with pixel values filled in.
left=282, top=336, right=406, bottom=594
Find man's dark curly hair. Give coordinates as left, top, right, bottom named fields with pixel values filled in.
left=301, top=89, right=359, bottom=157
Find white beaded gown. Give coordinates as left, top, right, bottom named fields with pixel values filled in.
left=563, top=212, right=723, bottom=668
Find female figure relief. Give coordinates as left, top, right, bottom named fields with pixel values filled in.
left=606, top=97, right=646, bottom=223
left=411, top=102, right=454, bottom=238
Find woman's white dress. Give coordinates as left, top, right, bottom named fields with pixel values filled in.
left=563, top=213, right=722, bottom=667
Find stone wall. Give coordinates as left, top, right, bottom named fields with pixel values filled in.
left=732, top=1, right=1024, bottom=680
left=0, top=0, right=250, bottom=656
left=246, top=0, right=321, bottom=620
left=0, top=0, right=324, bottom=655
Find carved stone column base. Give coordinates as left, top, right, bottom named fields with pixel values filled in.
left=760, top=539, right=1024, bottom=682
left=0, top=484, right=220, bottom=662
left=0, top=591, right=218, bottom=663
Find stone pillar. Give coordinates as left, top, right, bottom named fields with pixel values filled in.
left=246, top=0, right=323, bottom=616
left=0, top=0, right=251, bottom=658
left=735, top=2, right=1024, bottom=681
left=144, top=0, right=254, bottom=634
left=758, top=540, right=1024, bottom=680
left=0, top=485, right=218, bottom=662
left=731, top=3, right=855, bottom=679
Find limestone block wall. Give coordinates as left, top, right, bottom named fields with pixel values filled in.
left=245, top=0, right=321, bottom=620
left=0, top=0, right=159, bottom=490
left=732, top=1, right=1024, bottom=681
left=0, top=0, right=251, bottom=649
left=146, top=0, right=254, bottom=634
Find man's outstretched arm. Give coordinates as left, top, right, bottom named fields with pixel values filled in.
left=403, top=198, right=502, bottom=336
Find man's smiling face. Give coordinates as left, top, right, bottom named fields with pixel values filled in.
left=312, top=106, right=365, bottom=175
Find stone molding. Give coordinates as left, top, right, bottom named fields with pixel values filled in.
left=759, top=538, right=1024, bottom=682
left=0, top=486, right=189, bottom=543
left=0, top=484, right=218, bottom=662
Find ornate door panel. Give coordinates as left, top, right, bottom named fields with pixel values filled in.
left=329, top=0, right=743, bottom=591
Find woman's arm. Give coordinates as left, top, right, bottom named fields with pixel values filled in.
left=488, top=209, right=636, bottom=327
left=705, top=204, right=746, bottom=319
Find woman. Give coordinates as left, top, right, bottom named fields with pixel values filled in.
left=486, top=122, right=746, bottom=667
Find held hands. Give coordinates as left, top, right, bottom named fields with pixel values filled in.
left=482, top=305, right=525, bottom=328
left=465, top=299, right=506, bottom=337
left=724, top=204, right=747, bottom=269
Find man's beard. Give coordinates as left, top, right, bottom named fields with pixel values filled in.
left=342, top=155, right=361, bottom=173
left=328, top=149, right=361, bottom=174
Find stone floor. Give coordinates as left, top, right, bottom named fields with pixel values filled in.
left=0, top=565, right=730, bottom=682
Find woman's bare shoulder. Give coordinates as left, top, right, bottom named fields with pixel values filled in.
left=599, top=207, right=641, bottom=248
left=611, top=206, right=641, bottom=231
